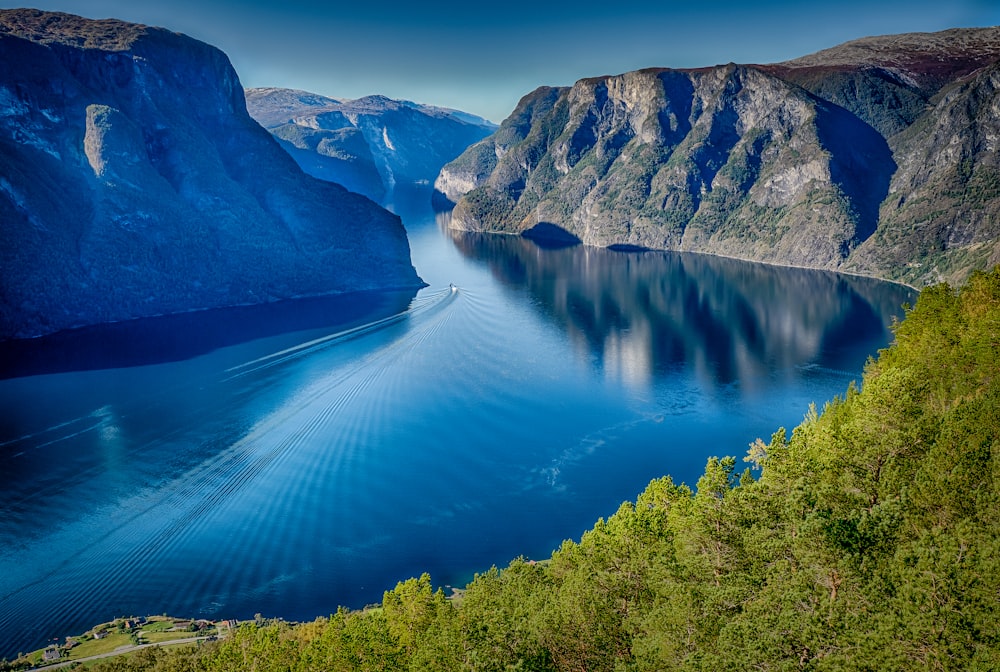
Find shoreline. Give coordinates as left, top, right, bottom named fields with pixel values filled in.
left=7, top=615, right=238, bottom=671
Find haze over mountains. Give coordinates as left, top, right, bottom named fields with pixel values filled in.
left=436, top=27, right=1000, bottom=286
left=0, top=9, right=420, bottom=340
left=246, top=87, right=496, bottom=202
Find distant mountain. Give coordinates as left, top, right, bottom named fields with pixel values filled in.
left=0, top=10, right=421, bottom=340
left=436, top=27, right=1000, bottom=286
left=246, top=87, right=497, bottom=201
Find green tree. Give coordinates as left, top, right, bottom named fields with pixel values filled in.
left=381, top=574, right=448, bottom=656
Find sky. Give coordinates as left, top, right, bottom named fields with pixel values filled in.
left=3, top=0, right=1000, bottom=122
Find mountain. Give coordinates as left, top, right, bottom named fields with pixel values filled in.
left=436, top=27, right=1000, bottom=286
left=246, top=87, right=497, bottom=201
left=0, top=9, right=421, bottom=341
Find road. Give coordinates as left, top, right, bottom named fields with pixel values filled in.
left=28, top=636, right=214, bottom=671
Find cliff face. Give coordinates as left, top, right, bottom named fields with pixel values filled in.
left=437, top=27, right=1000, bottom=285
left=246, top=87, right=496, bottom=202
left=0, top=10, right=421, bottom=340
left=847, top=61, right=1000, bottom=284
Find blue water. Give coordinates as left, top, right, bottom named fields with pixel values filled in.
left=0, top=189, right=914, bottom=658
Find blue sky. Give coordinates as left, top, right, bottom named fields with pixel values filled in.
left=5, top=1, right=1000, bottom=122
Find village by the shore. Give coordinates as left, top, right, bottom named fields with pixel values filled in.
left=3, top=615, right=244, bottom=671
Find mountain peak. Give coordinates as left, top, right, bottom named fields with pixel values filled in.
left=0, top=8, right=155, bottom=50
left=0, top=10, right=420, bottom=339
left=777, top=26, right=1000, bottom=68
left=767, top=25, right=1000, bottom=93
left=436, top=25, right=1000, bottom=287
left=244, top=87, right=344, bottom=126
left=246, top=87, right=497, bottom=200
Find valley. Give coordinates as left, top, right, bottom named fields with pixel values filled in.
left=0, top=7, right=998, bottom=670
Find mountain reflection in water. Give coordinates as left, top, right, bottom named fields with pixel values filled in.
left=445, top=228, right=912, bottom=392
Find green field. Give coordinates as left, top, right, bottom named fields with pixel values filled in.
left=10, top=616, right=220, bottom=669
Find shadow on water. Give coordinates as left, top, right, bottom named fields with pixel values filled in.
left=445, top=228, right=916, bottom=387
left=522, top=222, right=582, bottom=248
left=0, top=289, right=418, bottom=380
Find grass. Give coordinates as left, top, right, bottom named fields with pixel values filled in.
left=74, top=641, right=205, bottom=669
left=139, top=620, right=175, bottom=633
left=16, top=617, right=220, bottom=668
left=142, top=631, right=211, bottom=644
left=65, top=634, right=133, bottom=659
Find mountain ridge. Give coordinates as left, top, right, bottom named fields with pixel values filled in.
left=0, top=9, right=422, bottom=340
left=246, top=87, right=496, bottom=201
left=436, top=26, right=1000, bottom=286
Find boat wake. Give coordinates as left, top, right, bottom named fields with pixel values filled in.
left=224, top=286, right=459, bottom=380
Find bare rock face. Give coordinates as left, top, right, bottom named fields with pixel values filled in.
left=434, top=86, right=563, bottom=207
left=0, top=9, right=422, bottom=340
left=440, top=65, right=890, bottom=271
left=438, top=27, right=1000, bottom=285
left=246, top=88, right=496, bottom=202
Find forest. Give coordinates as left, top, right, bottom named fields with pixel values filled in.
left=25, top=268, right=1000, bottom=670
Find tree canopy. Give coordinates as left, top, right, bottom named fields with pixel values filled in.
left=75, top=267, right=1000, bottom=672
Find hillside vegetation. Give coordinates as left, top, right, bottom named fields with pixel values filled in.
left=70, top=268, right=1000, bottom=670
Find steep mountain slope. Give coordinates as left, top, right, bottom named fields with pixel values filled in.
left=437, top=27, right=1000, bottom=286
left=848, top=60, right=1000, bottom=283
left=0, top=10, right=421, bottom=340
left=246, top=87, right=496, bottom=201
left=763, top=27, right=1000, bottom=137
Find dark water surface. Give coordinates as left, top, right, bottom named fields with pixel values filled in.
left=0, top=191, right=914, bottom=657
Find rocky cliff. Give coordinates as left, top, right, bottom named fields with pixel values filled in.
left=246, top=87, right=496, bottom=202
left=0, top=10, right=422, bottom=340
left=437, top=27, right=1000, bottom=286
